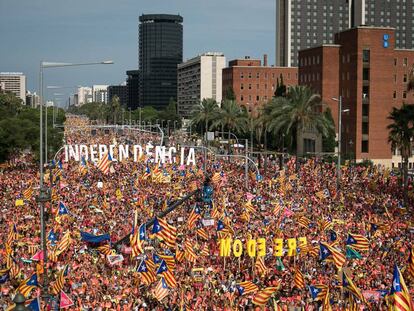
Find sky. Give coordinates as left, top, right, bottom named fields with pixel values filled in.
left=0, top=0, right=275, bottom=103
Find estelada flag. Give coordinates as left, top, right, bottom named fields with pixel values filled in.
left=60, top=291, right=74, bottom=309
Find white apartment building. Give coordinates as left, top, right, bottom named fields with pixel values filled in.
left=75, top=87, right=93, bottom=106
left=177, top=52, right=226, bottom=119
left=92, top=85, right=108, bottom=103
left=0, top=72, right=26, bottom=104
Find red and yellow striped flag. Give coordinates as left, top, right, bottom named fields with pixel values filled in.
left=252, top=286, right=279, bottom=306
left=55, top=231, right=71, bottom=256
left=255, top=257, right=267, bottom=276
left=23, top=186, right=33, bottom=200
left=293, top=268, right=306, bottom=289
left=184, top=241, right=198, bottom=263
left=408, top=247, right=414, bottom=280
left=237, top=281, right=259, bottom=295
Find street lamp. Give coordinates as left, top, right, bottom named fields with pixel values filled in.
left=332, top=96, right=350, bottom=190
left=40, top=60, right=113, bottom=163
left=38, top=59, right=113, bottom=301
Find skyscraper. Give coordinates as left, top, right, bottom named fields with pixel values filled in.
left=276, top=0, right=414, bottom=67
left=139, top=14, right=183, bottom=109
left=355, top=0, right=414, bottom=50
left=275, top=0, right=351, bottom=67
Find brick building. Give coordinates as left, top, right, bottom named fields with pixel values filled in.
left=299, top=26, right=414, bottom=167
left=222, top=55, right=298, bottom=113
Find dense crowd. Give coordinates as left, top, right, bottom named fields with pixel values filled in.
left=0, top=116, right=413, bottom=310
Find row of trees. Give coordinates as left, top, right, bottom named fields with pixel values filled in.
left=191, top=85, right=336, bottom=158
left=0, top=92, right=65, bottom=162
left=68, top=97, right=181, bottom=126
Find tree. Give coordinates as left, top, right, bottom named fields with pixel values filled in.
left=109, top=96, right=121, bottom=124
left=322, top=108, right=336, bottom=153
left=211, top=100, right=247, bottom=153
left=159, top=99, right=181, bottom=126
left=0, top=92, right=65, bottom=162
left=190, top=98, right=220, bottom=135
left=67, top=102, right=108, bottom=122
left=408, top=65, right=414, bottom=92
left=266, top=85, right=334, bottom=170
left=223, top=86, right=236, bottom=101
left=387, top=103, right=414, bottom=205
left=274, top=73, right=287, bottom=97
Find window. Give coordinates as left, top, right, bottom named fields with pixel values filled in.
left=363, top=68, right=370, bottom=80
left=240, top=72, right=244, bottom=79
left=256, top=96, right=260, bottom=101
left=248, top=95, right=252, bottom=101
left=362, top=49, right=370, bottom=62
left=241, top=83, right=244, bottom=90
left=248, top=72, right=252, bottom=78
left=394, top=74, right=397, bottom=83
left=404, top=74, right=407, bottom=83
left=403, top=58, right=408, bottom=66
left=256, top=73, right=260, bottom=79
left=394, top=58, right=398, bottom=66
left=393, top=91, right=397, bottom=99
left=248, top=84, right=252, bottom=90
left=403, top=91, right=407, bottom=99
left=240, top=95, right=244, bottom=101
left=362, top=122, right=369, bottom=134
left=361, top=140, right=369, bottom=153
left=362, top=104, right=369, bottom=117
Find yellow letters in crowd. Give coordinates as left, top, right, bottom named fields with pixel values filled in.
left=219, top=237, right=307, bottom=257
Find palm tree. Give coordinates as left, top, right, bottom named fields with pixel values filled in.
left=212, top=100, right=247, bottom=136
left=266, top=85, right=334, bottom=170
left=387, top=103, right=414, bottom=205
left=408, top=65, right=414, bottom=92
left=211, top=100, right=248, bottom=153
left=190, top=98, right=220, bottom=135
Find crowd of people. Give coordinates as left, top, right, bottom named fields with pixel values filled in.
left=0, top=115, right=413, bottom=310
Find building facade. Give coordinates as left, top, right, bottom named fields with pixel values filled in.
left=222, top=55, right=298, bottom=112
left=92, top=85, right=108, bottom=103
left=177, top=52, right=226, bottom=118
left=276, top=0, right=414, bottom=67
left=108, top=85, right=128, bottom=107
left=75, top=87, right=93, bottom=106
left=276, top=0, right=351, bottom=67
left=126, top=70, right=140, bottom=110
left=25, top=91, right=40, bottom=108
left=139, top=14, right=183, bottom=109
left=355, top=0, right=414, bottom=50
left=0, top=72, right=26, bottom=104
left=299, top=26, right=414, bottom=167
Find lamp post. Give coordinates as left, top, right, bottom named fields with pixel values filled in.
left=332, top=96, right=350, bottom=190
left=38, top=59, right=113, bottom=301
left=40, top=60, right=113, bottom=162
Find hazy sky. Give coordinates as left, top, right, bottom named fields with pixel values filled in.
left=0, top=0, right=275, bottom=102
